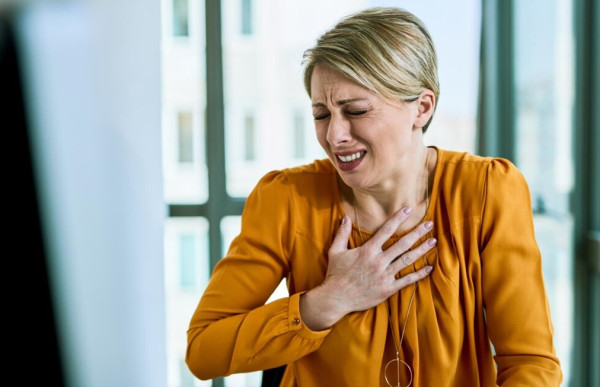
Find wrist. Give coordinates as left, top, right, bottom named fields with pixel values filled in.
left=299, top=285, right=346, bottom=331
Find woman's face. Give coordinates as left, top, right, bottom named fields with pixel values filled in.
left=310, top=64, right=423, bottom=191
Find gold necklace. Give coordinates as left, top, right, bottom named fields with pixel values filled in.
left=352, top=148, right=430, bottom=387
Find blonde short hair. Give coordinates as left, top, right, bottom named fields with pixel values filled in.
left=303, top=7, right=440, bottom=131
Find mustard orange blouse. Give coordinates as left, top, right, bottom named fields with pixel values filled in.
left=186, top=148, right=562, bottom=386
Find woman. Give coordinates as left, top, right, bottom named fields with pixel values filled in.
left=186, top=7, right=562, bottom=386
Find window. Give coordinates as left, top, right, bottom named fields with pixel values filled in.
left=177, top=112, right=194, bottom=164
left=162, top=0, right=208, bottom=205
left=173, top=0, right=189, bottom=37
left=179, top=234, right=196, bottom=288
left=293, top=111, right=305, bottom=159
left=164, top=217, right=209, bottom=387
left=515, top=0, right=575, bottom=381
left=179, top=358, right=197, bottom=387
left=244, top=113, right=255, bottom=161
left=241, top=0, right=252, bottom=35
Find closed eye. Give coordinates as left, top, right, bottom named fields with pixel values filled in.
left=313, top=113, right=330, bottom=121
left=347, top=110, right=367, bottom=116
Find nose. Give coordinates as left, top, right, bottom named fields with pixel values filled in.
left=326, top=114, right=352, bottom=146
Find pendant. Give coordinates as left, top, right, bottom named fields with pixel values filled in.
left=384, top=355, right=413, bottom=387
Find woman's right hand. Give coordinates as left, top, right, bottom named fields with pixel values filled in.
left=299, top=207, right=436, bottom=331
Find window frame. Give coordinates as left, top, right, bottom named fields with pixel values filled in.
left=572, top=0, right=600, bottom=385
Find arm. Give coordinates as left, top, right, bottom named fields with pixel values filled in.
left=185, top=171, right=329, bottom=380
left=479, top=159, right=563, bottom=386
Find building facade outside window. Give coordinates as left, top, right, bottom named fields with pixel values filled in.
left=177, top=112, right=194, bottom=164
left=173, top=0, right=189, bottom=37
left=293, top=111, right=306, bottom=159
left=244, top=113, right=255, bottom=161
left=241, top=0, right=252, bottom=35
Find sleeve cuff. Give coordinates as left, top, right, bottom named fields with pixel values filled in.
left=288, top=292, right=331, bottom=340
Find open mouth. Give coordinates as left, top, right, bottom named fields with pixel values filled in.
left=335, top=150, right=366, bottom=172
left=337, top=151, right=366, bottom=163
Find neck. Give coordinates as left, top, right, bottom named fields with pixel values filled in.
left=345, top=146, right=431, bottom=232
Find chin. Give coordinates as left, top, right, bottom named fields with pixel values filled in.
left=339, top=174, right=370, bottom=190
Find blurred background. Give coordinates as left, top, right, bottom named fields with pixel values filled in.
left=1, top=0, right=597, bottom=386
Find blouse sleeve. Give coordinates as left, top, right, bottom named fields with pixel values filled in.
left=479, top=158, right=563, bottom=386
left=185, top=170, right=330, bottom=380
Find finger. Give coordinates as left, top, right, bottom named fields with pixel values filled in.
left=329, top=215, right=352, bottom=255
left=367, top=206, right=413, bottom=248
left=394, top=265, right=433, bottom=290
left=387, top=238, right=437, bottom=274
left=383, top=220, right=434, bottom=264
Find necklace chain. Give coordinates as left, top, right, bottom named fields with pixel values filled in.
left=352, top=148, right=431, bottom=387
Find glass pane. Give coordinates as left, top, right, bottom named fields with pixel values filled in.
left=240, top=0, right=253, bottom=35
left=224, top=373, right=262, bottom=387
left=173, top=0, right=190, bottom=37
left=177, top=112, right=195, bottom=163
left=164, top=217, right=210, bottom=387
left=514, top=0, right=574, bottom=383
left=162, top=0, right=208, bottom=204
left=222, top=0, right=480, bottom=197
left=220, top=215, right=241, bottom=256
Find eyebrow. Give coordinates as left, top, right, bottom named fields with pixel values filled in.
left=311, top=98, right=367, bottom=108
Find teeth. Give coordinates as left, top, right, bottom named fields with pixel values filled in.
left=339, top=151, right=364, bottom=163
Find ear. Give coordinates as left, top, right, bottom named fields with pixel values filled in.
left=413, top=89, right=436, bottom=129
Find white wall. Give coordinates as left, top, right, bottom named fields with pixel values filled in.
left=15, top=1, right=166, bottom=386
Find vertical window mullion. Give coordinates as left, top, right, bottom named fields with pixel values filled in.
left=205, top=1, right=227, bottom=386
left=477, top=0, right=515, bottom=160
left=205, top=0, right=226, bottom=271
left=572, top=0, right=600, bottom=385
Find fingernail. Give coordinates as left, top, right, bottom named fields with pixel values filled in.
left=402, top=206, right=412, bottom=214
left=425, top=266, right=433, bottom=273
left=341, top=215, right=348, bottom=225
left=424, top=221, right=434, bottom=230
left=427, top=238, right=437, bottom=246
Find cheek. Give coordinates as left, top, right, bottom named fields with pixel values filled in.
left=315, top=125, right=329, bottom=148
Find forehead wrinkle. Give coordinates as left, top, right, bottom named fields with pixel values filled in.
left=311, top=97, right=369, bottom=108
